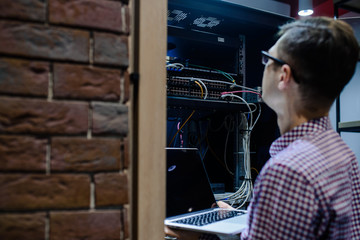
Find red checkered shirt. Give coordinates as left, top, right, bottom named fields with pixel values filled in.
left=241, top=116, right=360, bottom=240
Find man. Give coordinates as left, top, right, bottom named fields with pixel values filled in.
left=165, top=16, right=360, bottom=239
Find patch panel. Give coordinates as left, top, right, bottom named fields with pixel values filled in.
left=167, top=66, right=245, bottom=102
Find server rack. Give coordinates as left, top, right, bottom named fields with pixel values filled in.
left=166, top=0, right=292, bottom=208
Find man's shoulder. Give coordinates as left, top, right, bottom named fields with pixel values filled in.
left=264, top=128, right=357, bottom=187
left=275, top=128, right=350, bottom=165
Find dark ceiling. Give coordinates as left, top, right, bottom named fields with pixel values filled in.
left=272, top=0, right=333, bottom=17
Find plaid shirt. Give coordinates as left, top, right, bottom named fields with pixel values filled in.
left=241, top=116, right=360, bottom=240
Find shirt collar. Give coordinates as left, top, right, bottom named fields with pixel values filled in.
left=269, top=116, right=332, bottom=157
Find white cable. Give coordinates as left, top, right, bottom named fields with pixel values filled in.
left=166, top=63, right=185, bottom=71
left=221, top=94, right=253, bottom=129
left=251, top=103, right=262, bottom=130
left=221, top=94, right=262, bottom=130
left=247, top=103, right=258, bottom=114
left=215, top=113, right=255, bottom=209
left=230, top=83, right=261, bottom=92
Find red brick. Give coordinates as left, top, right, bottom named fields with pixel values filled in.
left=53, top=63, right=121, bottom=101
left=122, top=137, right=129, bottom=169
left=0, top=20, right=89, bottom=62
left=122, top=206, right=129, bottom=239
left=51, top=137, right=122, bottom=172
left=92, top=102, right=128, bottom=135
left=0, top=213, right=46, bottom=240
left=0, top=97, right=88, bottom=135
left=123, top=70, right=130, bottom=103
left=50, top=210, right=121, bottom=240
left=94, top=33, right=129, bottom=67
left=49, top=0, right=130, bottom=33
left=95, top=172, right=129, bottom=206
left=0, top=135, right=46, bottom=171
left=0, top=58, right=49, bottom=97
left=0, top=174, right=90, bottom=210
left=0, top=0, right=46, bottom=22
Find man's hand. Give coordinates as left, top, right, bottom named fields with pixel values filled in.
left=216, top=201, right=234, bottom=209
left=164, top=226, right=201, bottom=240
left=164, top=201, right=234, bottom=239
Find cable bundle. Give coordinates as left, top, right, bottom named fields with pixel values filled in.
left=214, top=93, right=262, bottom=209
left=215, top=118, right=253, bottom=209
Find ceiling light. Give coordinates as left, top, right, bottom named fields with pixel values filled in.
left=298, top=0, right=314, bottom=16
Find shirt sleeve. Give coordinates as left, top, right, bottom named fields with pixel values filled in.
left=241, top=162, right=318, bottom=240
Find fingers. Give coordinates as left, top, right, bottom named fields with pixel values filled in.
left=164, top=226, right=181, bottom=238
left=164, top=226, right=201, bottom=240
left=216, top=201, right=235, bottom=209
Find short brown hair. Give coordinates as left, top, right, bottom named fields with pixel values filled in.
left=277, top=17, right=359, bottom=109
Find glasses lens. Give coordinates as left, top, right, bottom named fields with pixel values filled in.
left=261, top=54, right=268, bottom=65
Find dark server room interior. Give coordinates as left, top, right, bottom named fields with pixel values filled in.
left=166, top=0, right=292, bottom=210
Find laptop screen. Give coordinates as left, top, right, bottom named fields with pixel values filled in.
left=166, top=148, right=217, bottom=217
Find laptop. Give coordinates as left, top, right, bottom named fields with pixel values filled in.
left=165, top=147, right=248, bottom=235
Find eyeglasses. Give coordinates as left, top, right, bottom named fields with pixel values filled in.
left=261, top=51, right=287, bottom=66
left=261, top=50, right=300, bottom=83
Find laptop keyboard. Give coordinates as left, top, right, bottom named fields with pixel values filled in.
left=174, top=210, right=244, bottom=226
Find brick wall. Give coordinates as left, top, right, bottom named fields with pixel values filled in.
left=0, top=0, right=131, bottom=239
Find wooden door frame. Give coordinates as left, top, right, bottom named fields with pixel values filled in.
left=130, top=0, right=167, bottom=239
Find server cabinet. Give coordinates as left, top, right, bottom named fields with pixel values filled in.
left=166, top=0, right=292, bottom=208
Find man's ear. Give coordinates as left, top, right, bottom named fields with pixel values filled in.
left=278, top=64, right=292, bottom=91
